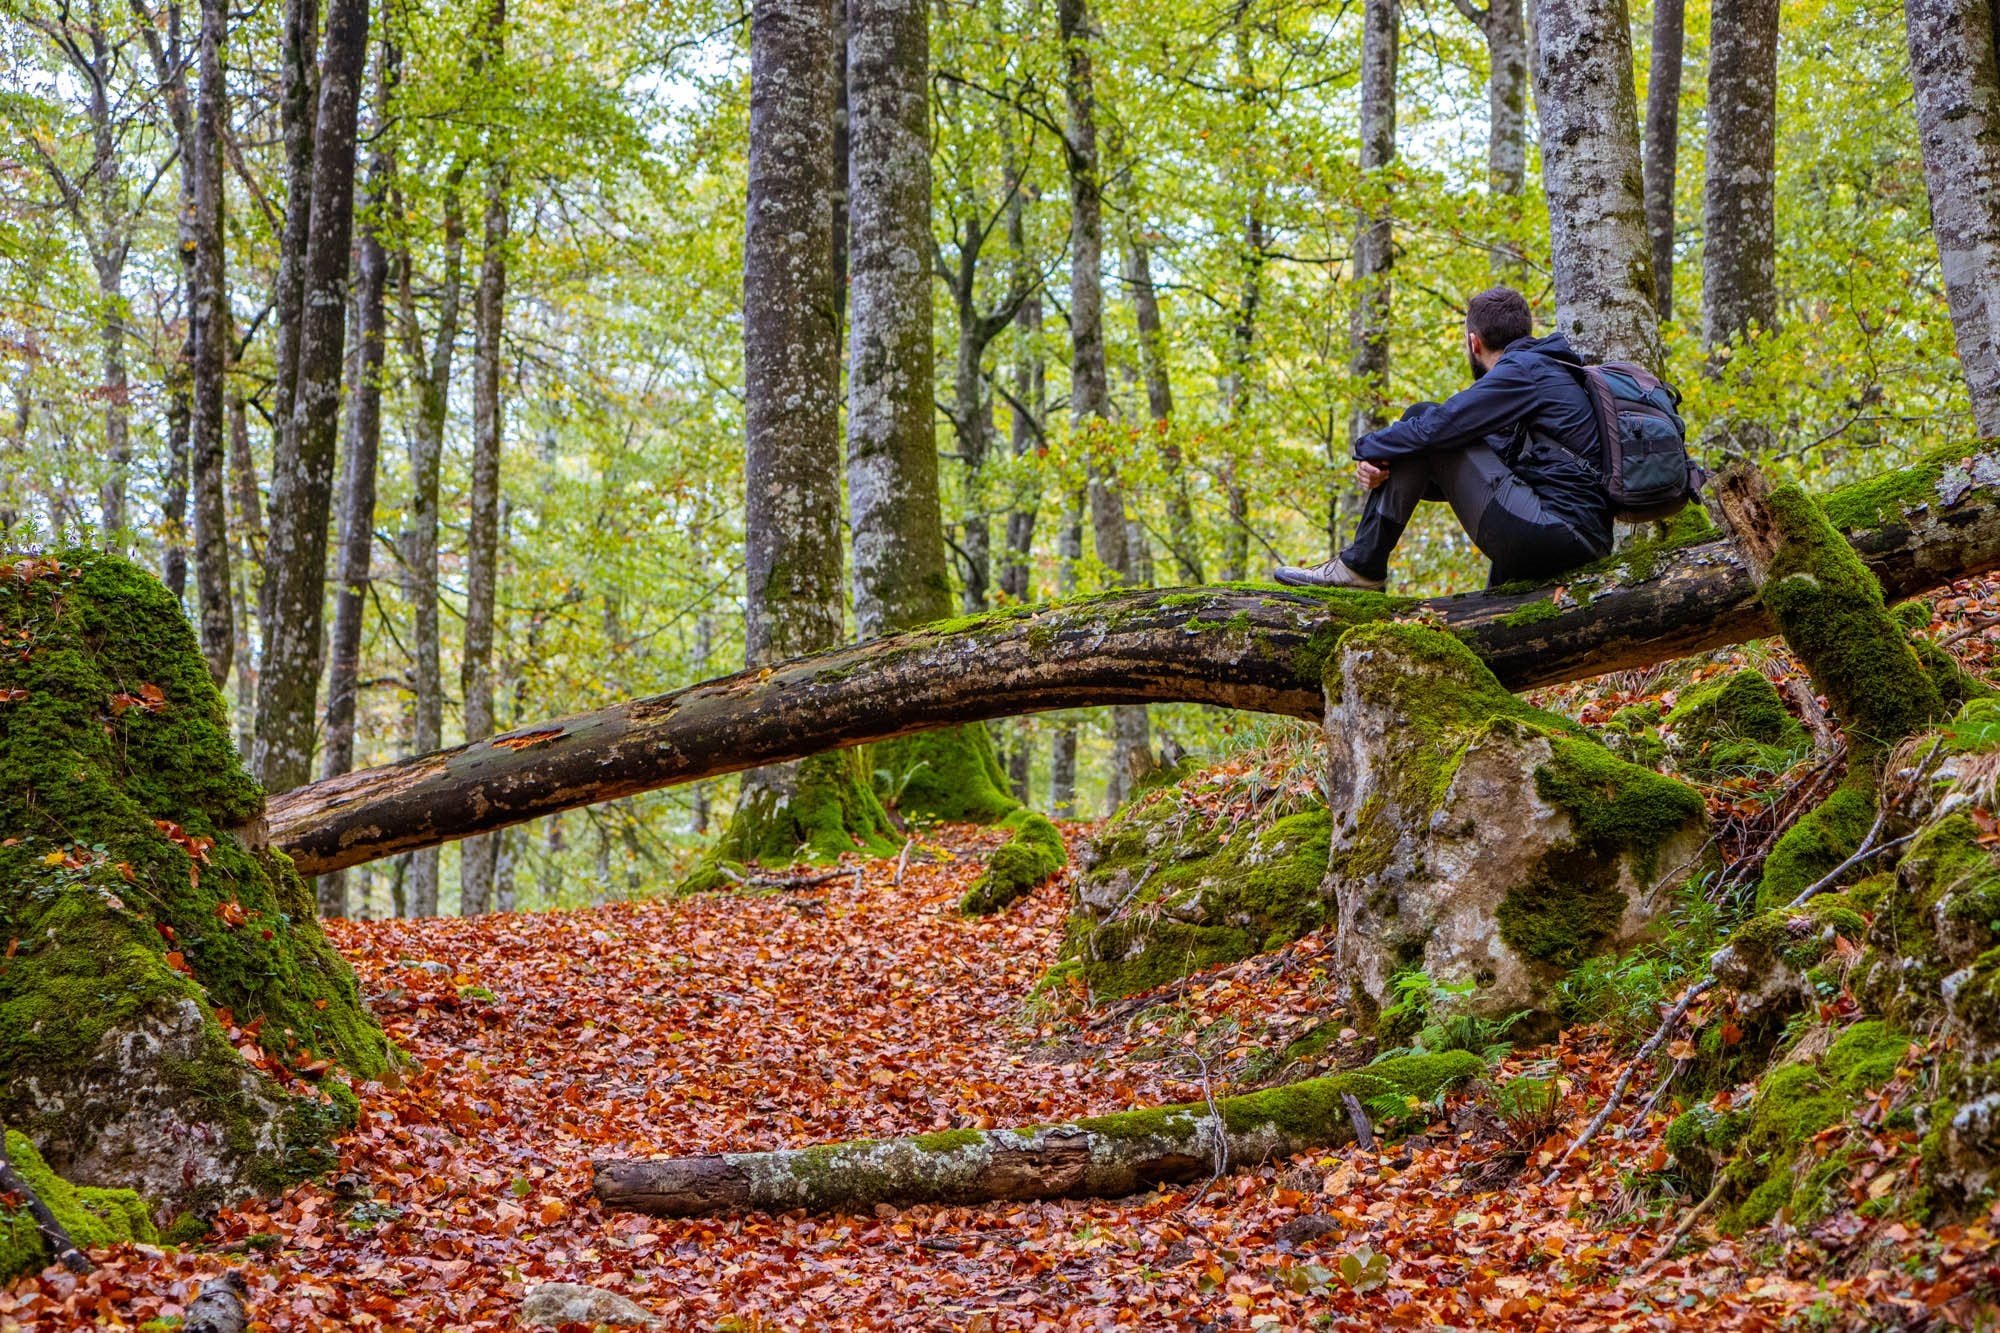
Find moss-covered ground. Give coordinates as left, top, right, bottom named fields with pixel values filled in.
left=1661, top=669, right=1809, bottom=781
left=0, top=550, right=391, bottom=1208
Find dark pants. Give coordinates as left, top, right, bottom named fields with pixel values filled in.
left=1341, top=442, right=1604, bottom=588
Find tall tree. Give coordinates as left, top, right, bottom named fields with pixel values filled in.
left=1450, top=0, right=1528, bottom=271
left=462, top=0, right=512, bottom=916
left=1702, top=0, right=1779, bottom=352
left=851, top=0, right=1017, bottom=824
left=1057, top=0, right=1152, bottom=802
left=1904, top=0, right=2000, bottom=433
left=250, top=0, right=371, bottom=793
left=184, top=0, right=233, bottom=684
left=997, top=147, right=1042, bottom=609
left=1348, top=0, right=1399, bottom=444
left=694, top=0, right=897, bottom=880
left=396, top=180, right=465, bottom=917
left=319, top=36, right=395, bottom=919
left=271, top=0, right=320, bottom=434
left=1533, top=0, right=1662, bottom=367
left=1643, top=0, right=1684, bottom=319
left=1124, top=235, right=1201, bottom=583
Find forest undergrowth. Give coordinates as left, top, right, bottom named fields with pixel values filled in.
left=15, top=587, right=2000, bottom=1329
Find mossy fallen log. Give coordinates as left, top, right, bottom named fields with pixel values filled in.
left=0, top=552, right=393, bottom=1219
left=592, top=1052, right=1482, bottom=1217
left=269, top=444, right=2000, bottom=875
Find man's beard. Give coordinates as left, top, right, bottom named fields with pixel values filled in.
left=1469, top=346, right=1487, bottom=381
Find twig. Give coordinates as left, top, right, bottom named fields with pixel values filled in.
left=0, top=1126, right=89, bottom=1274
left=1632, top=1058, right=1687, bottom=1130
left=1785, top=736, right=1945, bottom=909
left=1341, top=1093, right=1376, bottom=1152
left=1787, top=831, right=1919, bottom=909
left=893, top=838, right=914, bottom=888
left=1940, top=614, right=2000, bottom=649
left=1645, top=1175, right=1728, bottom=1269
left=1179, top=1052, right=1228, bottom=1216
left=1541, top=980, right=1714, bottom=1186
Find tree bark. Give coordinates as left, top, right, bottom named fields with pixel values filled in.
left=1452, top=0, right=1528, bottom=273
left=848, top=0, right=946, bottom=638
left=319, top=39, right=395, bottom=920
left=1643, top=0, right=1683, bottom=321
left=1701, top=0, right=1778, bottom=350
left=262, top=444, right=2000, bottom=874
left=593, top=1054, right=1478, bottom=1217
left=187, top=0, right=233, bottom=686
left=228, top=388, right=261, bottom=758
left=998, top=153, right=1042, bottom=607
left=1348, top=0, right=1398, bottom=443
left=1125, top=237, right=1201, bottom=584
left=461, top=0, right=511, bottom=916
left=251, top=0, right=370, bottom=794
left=1904, top=0, right=2000, bottom=434
left=1533, top=0, right=1662, bottom=368
left=271, top=0, right=319, bottom=434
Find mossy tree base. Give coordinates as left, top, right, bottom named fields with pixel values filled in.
left=1, top=1130, right=157, bottom=1281
left=0, top=552, right=393, bottom=1218
left=959, top=809, right=1067, bottom=915
left=682, top=750, right=900, bottom=890
left=591, top=1051, right=1482, bottom=1217
left=872, top=724, right=1017, bottom=825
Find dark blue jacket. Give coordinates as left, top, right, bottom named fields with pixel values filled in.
left=1352, top=333, right=1613, bottom=552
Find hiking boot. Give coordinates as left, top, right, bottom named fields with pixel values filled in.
left=1270, top=555, right=1387, bottom=592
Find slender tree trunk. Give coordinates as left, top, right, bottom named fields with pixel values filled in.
left=1050, top=502, right=1083, bottom=818
left=1057, top=0, right=1150, bottom=797
left=1225, top=212, right=1261, bottom=574
left=1643, top=0, right=1683, bottom=321
left=188, top=0, right=233, bottom=686
left=398, top=182, right=465, bottom=917
left=1904, top=0, right=2000, bottom=434
left=1533, top=0, right=1662, bottom=368
left=1454, top=0, right=1528, bottom=272
left=1348, top=0, right=1398, bottom=445
left=251, top=0, right=371, bottom=794
left=952, top=281, right=992, bottom=613
left=1125, top=238, right=1200, bottom=584
left=228, top=390, right=260, bottom=758
left=96, top=260, right=129, bottom=546
left=847, top=0, right=945, bottom=638
left=1701, top=0, right=1778, bottom=349
left=319, top=42, right=394, bottom=919
left=999, top=157, right=1041, bottom=607
left=462, top=7, right=511, bottom=915
left=162, top=357, right=190, bottom=598
left=271, top=0, right=319, bottom=432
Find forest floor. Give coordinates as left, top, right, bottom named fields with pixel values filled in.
left=15, top=591, right=2000, bottom=1329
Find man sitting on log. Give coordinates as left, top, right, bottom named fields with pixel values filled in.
left=1273, top=286, right=1613, bottom=591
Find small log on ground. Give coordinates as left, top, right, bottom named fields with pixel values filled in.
left=592, top=1052, right=1481, bottom=1217
left=183, top=1271, right=249, bottom=1333
left=268, top=445, right=2000, bottom=875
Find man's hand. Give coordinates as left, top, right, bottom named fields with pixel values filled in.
left=1356, top=460, right=1390, bottom=491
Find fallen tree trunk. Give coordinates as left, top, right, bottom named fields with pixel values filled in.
left=265, top=446, right=2000, bottom=875
left=592, top=1052, right=1481, bottom=1217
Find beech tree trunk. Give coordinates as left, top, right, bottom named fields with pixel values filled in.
left=1125, top=237, right=1201, bottom=583
left=1702, top=0, right=1778, bottom=350
left=1452, top=0, right=1526, bottom=271
left=848, top=0, right=945, bottom=638
left=462, top=0, right=511, bottom=916
left=1348, top=0, right=1398, bottom=443
left=262, top=445, right=2000, bottom=874
left=1533, top=0, right=1661, bottom=368
left=251, top=0, right=370, bottom=794
left=999, top=154, right=1042, bottom=607
left=1643, top=0, right=1683, bottom=321
left=320, top=40, right=395, bottom=920
left=187, top=0, right=233, bottom=687
left=271, top=0, right=319, bottom=434
left=1905, top=0, right=2000, bottom=434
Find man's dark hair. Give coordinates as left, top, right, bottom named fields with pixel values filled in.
left=1465, top=286, right=1533, bottom=349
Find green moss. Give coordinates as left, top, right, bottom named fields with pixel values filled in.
left=0, top=550, right=389, bottom=1202
left=688, top=748, right=900, bottom=888
left=910, top=1128, right=986, bottom=1153
left=1759, top=770, right=1877, bottom=908
left=1061, top=803, right=1333, bottom=998
left=959, top=809, right=1068, bottom=915
left=1, top=1130, right=157, bottom=1280
left=1717, top=1021, right=1915, bottom=1231
left=1535, top=736, right=1709, bottom=874
left=872, top=724, right=1018, bottom=825
left=1816, top=443, right=1977, bottom=533
left=1758, top=485, right=1945, bottom=754
left=1499, top=597, right=1562, bottom=627
left=1664, top=1104, right=1748, bottom=1192
left=1662, top=670, right=1810, bottom=780
left=1497, top=850, right=1631, bottom=971
left=1726, top=893, right=1868, bottom=977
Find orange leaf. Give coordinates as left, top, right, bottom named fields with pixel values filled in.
left=164, top=950, right=191, bottom=975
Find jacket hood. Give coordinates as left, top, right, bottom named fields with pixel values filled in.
left=1506, top=332, right=1583, bottom=365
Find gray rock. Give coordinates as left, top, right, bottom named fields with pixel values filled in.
left=518, top=1283, right=660, bottom=1328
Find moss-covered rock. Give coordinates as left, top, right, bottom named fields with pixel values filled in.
left=1055, top=777, right=1331, bottom=999
left=1713, top=1021, right=1915, bottom=1231
left=959, top=809, right=1068, bottom=915
left=1711, top=893, right=1868, bottom=1020
left=0, top=551, right=392, bottom=1216
left=1661, top=670, right=1809, bottom=781
left=1320, top=623, right=1707, bottom=1026
left=1, top=1129, right=159, bottom=1281
left=1758, top=769, right=1878, bottom=909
